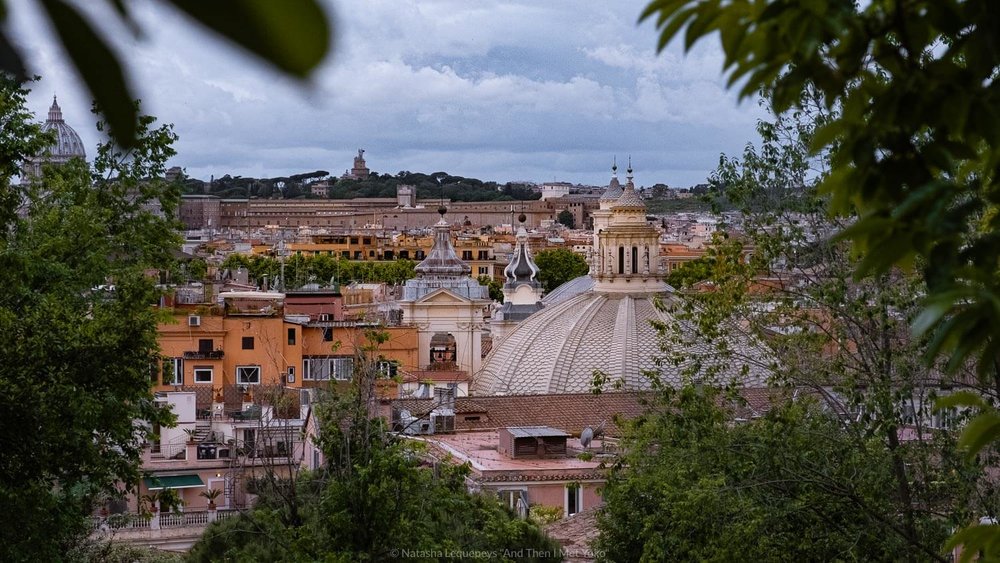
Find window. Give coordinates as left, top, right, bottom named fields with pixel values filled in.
left=303, top=359, right=317, bottom=381
left=286, top=366, right=295, bottom=383
left=363, top=237, right=371, bottom=244
left=332, top=358, right=353, bottom=380
left=287, top=328, right=296, bottom=345
left=377, top=360, right=398, bottom=378
left=618, top=246, right=625, bottom=274
left=462, top=250, right=473, bottom=260
left=164, top=357, right=183, bottom=385
left=194, top=367, right=213, bottom=384
left=478, top=250, right=489, bottom=260
left=303, top=357, right=353, bottom=381
left=435, top=386, right=456, bottom=409
left=478, top=266, right=489, bottom=275
left=566, top=484, right=582, bottom=516
left=350, top=237, right=358, bottom=244
left=236, top=365, right=261, bottom=385
left=498, top=489, right=528, bottom=517
left=322, top=327, right=334, bottom=341
left=631, top=246, right=638, bottom=274
left=198, top=339, right=213, bottom=353
left=242, top=336, right=254, bottom=350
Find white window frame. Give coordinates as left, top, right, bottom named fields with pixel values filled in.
left=303, top=357, right=352, bottom=381
left=236, top=365, right=261, bottom=385
left=565, top=484, right=583, bottom=517
left=167, top=357, right=183, bottom=386
left=377, top=360, right=398, bottom=378
left=332, top=357, right=353, bottom=381
left=193, top=367, right=213, bottom=384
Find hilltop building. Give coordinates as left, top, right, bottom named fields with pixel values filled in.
left=341, top=148, right=370, bottom=180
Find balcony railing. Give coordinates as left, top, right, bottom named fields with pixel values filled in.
left=92, top=509, right=239, bottom=532
left=183, top=350, right=224, bottom=360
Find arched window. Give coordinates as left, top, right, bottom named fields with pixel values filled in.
left=631, top=247, right=638, bottom=274
left=618, top=246, right=625, bottom=274
left=430, top=332, right=457, bottom=368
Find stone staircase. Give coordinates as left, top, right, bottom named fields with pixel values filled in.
left=192, top=421, right=212, bottom=443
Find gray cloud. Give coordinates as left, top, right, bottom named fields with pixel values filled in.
left=10, top=0, right=764, bottom=187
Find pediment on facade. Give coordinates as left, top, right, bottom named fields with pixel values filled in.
left=415, top=288, right=471, bottom=305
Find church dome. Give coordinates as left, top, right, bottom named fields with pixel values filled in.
left=599, top=160, right=623, bottom=204
left=40, top=96, right=86, bottom=162
left=476, top=291, right=674, bottom=394
left=476, top=160, right=770, bottom=396
left=475, top=288, right=770, bottom=395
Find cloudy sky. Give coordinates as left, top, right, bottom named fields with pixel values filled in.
left=9, top=0, right=765, bottom=187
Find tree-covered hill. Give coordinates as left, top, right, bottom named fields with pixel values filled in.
left=184, top=169, right=541, bottom=202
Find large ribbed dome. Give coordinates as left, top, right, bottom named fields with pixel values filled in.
left=40, top=96, right=86, bottom=162
left=475, top=289, right=769, bottom=395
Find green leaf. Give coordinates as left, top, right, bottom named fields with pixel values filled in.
left=945, top=524, right=1000, bottom=563
left=934, top=390, right=987, bottom=411
left=167, top=0, right=330, bottom=79
left=38, top=0, right=137, bottom=146
left=958, top=410, right=1000, bottom=459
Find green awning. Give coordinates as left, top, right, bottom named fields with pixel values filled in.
left=144, top=474, right=205, bottom=490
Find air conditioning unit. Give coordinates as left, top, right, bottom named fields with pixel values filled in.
left=188, top=315, right=201, bottom=327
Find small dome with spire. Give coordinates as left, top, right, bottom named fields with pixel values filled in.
left=599, top=157, right=624, bottom=204
left=612, top=157, right=645, bottom=210
left=415, top=211, right=470, bottom=278
left=503, top=214, right=540, bottom=289
left=402, top=209, right=489, bottom=302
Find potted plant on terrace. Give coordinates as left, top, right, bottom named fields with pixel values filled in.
left=200, top=488, right=222, bottom=510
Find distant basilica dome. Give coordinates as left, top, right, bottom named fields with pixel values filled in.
left=21, top=95, right=86, bottom=182
left=474, top=161, right=768, bottom=396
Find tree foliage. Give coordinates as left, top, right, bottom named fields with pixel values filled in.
left=556, top=209, right=575, bottom=229
left=478, top=275, right=503, bottom=302
left=189, top=331, right=560, bottom=562
left=4, top=0, right=330, bottom=148
left=641, top=0, right=1000, bottom=553
left=221, top=253, right=417, bottom=288
left=605, top=100, right=1000, bottom=560
left=534, top=248, right=589, bottom=294
left=0, top=81, right=179, bottom=561
left=598, top=386, right=980, bottom=562
left=664, top=233, right=744, bottom=289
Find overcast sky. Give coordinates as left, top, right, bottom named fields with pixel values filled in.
left=9, top=0, right=765, bottom=187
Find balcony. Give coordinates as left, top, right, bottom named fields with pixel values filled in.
left=183, top=350, right=224, bottom=360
